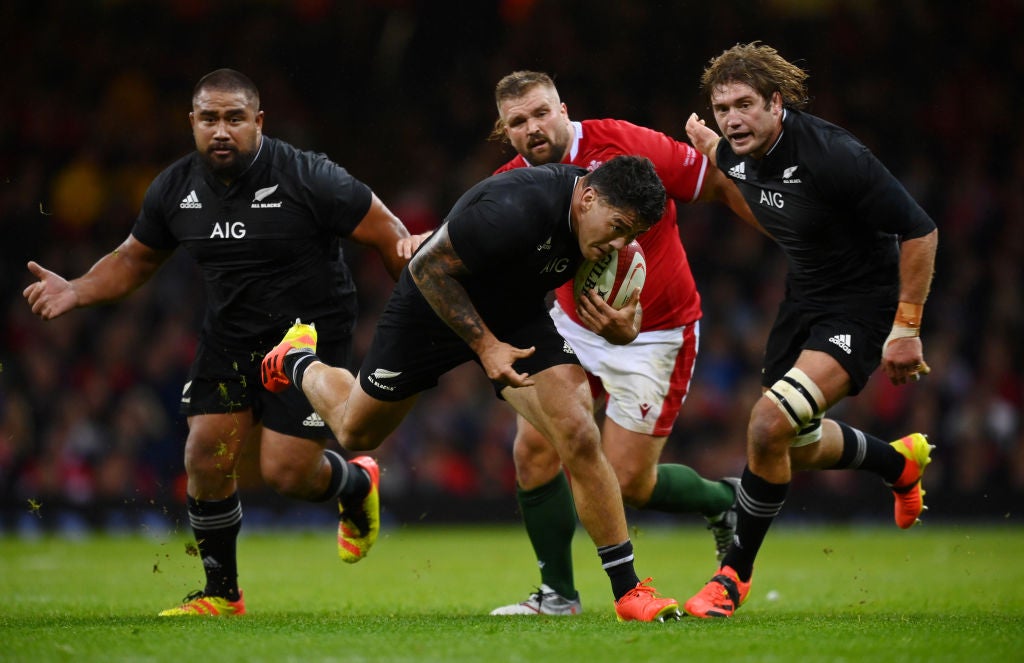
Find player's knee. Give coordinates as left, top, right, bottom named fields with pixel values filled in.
left=551, top=420, right=601, bottom=466
left=755, top=368, right=827, bottom=450
left=748, top=398, right=799, bottom=456
left=184, top=445, right=236, bottom=482
left=512, top=425, right=560, bottom=483
left=260, top=455, right=316, bottom=499
left=616, top=470, right=652, bottom=508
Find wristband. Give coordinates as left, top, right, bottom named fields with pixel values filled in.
left=893, top=301, right=923, bottom=329
left=884, top=302, right=923, bottom=348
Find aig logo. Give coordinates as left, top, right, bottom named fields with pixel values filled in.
left=541, top=258, right=570, bottom=274
left=210, top=221, right=247, bottom=239
left=760, top=189, right=784, bottom=209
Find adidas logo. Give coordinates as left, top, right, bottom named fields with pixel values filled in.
left=728, top=162, right=746, bottom=180
left=180, top=190, right=202, bottom=209
left=251, top=183, right=282, bottom=208
left=302, top=412, right=325, bottom=428
left=782, top=165, right=802, bottom=183
left=537, top=236, right=552, bottom=251
left=562, top=340, right=575, bottom=355
left=828, top=333, right=852, bottom=355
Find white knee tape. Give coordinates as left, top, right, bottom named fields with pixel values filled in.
left=791, top=415, right=824, bottom=447
left=765, top=368, right=826, bottom=433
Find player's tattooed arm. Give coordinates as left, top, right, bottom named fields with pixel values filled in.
left=408, top=225, right=490, bottom=349
left=409, top=226, right=535, bottom=387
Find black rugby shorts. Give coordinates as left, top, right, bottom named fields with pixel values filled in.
left=359, top=308, right=580, bottom=401
left=761, top=299, right=893, bottom=396
left=181, top=336, right=351, bottom=438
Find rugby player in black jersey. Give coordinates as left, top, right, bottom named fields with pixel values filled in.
left=681, top=42, right=939, bottom=618
left=23, top=69, right=412, bottom=616
left=262, top=155, right=683, bottom=622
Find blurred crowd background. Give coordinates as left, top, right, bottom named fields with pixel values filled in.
left=1, top=0, right=1021, bottom=535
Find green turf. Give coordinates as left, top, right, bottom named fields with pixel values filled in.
left=1, top=523, right=1021, bottom=662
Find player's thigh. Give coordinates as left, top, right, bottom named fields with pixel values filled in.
left=504, top=364, right=597, bottom=453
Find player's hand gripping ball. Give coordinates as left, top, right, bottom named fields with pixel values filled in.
left=573, top=240, right=646, bottom=309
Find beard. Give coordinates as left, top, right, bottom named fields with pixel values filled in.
left=200, top=143, right=257, bottom=181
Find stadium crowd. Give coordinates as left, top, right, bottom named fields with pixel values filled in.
left=1, top=1, right=1021, bottom=533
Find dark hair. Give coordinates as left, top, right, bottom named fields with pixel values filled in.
left=192, top=68, right=260, bottom=110
left=700, top=41, right=809, bottom=110
left=584, top=155, right=666, bottom=228
left=489, top=70, right=557, bottom=142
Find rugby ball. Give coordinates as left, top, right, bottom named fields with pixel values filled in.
left=573, top=241, right=646, bottom=309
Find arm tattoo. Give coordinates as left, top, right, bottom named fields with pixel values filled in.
left=409, top=227, right=489, bottom=348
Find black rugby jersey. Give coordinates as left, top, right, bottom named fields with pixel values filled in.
left=132, top=136, right=372, bottom=349
left=716, top=109, right=935, bottom=310
left=389, top=164, right=585, bottom=331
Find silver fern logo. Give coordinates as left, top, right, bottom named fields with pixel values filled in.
left=251, top=184, right=282, bottom=208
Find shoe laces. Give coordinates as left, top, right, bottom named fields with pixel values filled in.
left=527, top=585, right=561, bottom=606
left=623, top=577, right=658, bottom=600
left=707, top=573, right=742, bottom=606
left=707, top=517, right=734, bottom=551
left=181, top=590, right=206, bottom=604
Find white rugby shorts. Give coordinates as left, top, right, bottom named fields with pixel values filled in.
left=550, top=305, right=698, bottom=436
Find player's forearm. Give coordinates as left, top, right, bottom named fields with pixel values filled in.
left=896, top=229, right=938, bottom=306
left=352, top=194, right=411, bottom=281
left=72, top=243, right=161, bottom=306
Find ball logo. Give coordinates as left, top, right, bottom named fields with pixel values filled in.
left=573, top=241, right=646, bottom=309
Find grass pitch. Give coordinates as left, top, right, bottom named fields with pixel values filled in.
left=1, top=522, right=1021, bottom=662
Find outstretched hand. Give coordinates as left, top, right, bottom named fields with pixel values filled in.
left=686, top=113, right=722, bottom=163
left=23, top=261, right=78, bottom=320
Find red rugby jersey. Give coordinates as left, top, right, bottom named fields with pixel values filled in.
left=495, top=118, right=706, bottom=330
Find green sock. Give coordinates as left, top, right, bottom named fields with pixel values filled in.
left=517, top=472, right=578, bottom=600
left=644, top=464, right=734, bottom=516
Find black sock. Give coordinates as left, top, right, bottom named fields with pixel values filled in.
left=283, top=350, right=318, bottom=390
left=319, top=450, right=370, bottom=501
left=831, top=422, right=905, bottom=483
left=597, top=540, right=640, bottom=600
left=722, top=466, right=787, bottom=582
left=188, top=493, right=243, bottom=601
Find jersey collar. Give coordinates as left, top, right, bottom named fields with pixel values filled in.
left=764, top=109, right=787, bottom=158
left=567, top=121, right=583, bottom=162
